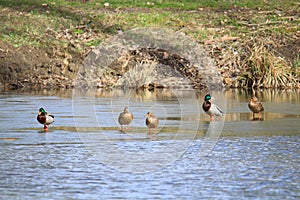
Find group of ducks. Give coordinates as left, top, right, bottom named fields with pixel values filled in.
left=118, top=107, right=159, bottom=133
left=37, top=94, right=264, bottom=132
left=201, top=94, right=264, bottom=120
left=36, top=106, right=159, bottom=133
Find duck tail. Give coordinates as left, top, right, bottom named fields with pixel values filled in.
left=216, top=105, right=224, bottom=116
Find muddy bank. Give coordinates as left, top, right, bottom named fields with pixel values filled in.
left=0, top=35, right=299, bottom=90
left=0, top=29, right=223, bottom=90
left=76, top=28, right=223, bottom=90
left=0, top=40, right=78, bottom=89
left=0, top=43, right=220, bottom=90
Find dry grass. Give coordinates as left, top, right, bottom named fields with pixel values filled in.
left=210, top=39, right=300, bottom=89
left=244, top=41, right=298, bottom=88
left=115, top=59, right=157, bottom=89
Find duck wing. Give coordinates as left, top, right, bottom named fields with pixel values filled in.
left=45, top=114, right=55, bottom=124
left=258, top=102, right=264, bottom=112
left=211, top=104, right=224, bottom=116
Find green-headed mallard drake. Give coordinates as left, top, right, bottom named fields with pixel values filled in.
left=248, top=96, right=264, bottom=118
left=145, top=111, right=159, bottom=134
left=37, top=108, right=54, bottom=131
left=202, top=94, right=224, bottom=121
left=118, top=107, right=133, bottom=131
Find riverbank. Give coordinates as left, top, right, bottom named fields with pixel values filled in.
left=0, top=0, right=299, bottom=89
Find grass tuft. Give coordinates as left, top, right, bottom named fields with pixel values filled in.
left=115, top=59, right=157, bottom=89
left=214, top=39, right=300, bottom=89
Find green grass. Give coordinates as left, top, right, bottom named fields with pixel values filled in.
left=0, top=0, right=298, bottom=49
left=0, top=0, right=297, bottom=10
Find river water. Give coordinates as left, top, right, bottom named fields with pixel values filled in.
left=0, top=89, right=299, bottom=199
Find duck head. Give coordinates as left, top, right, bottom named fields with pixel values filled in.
left=145, top=111, right=155, bottom=118
left=38, top=108, right=46, bottom=115
left=204, top=94, right=211, bottom=101
left=124, top=106, right=129, bottom=113
left=249, top=96, right=258, bottom=103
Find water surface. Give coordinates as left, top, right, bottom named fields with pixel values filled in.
left=0, top=89, right=299, bottom=199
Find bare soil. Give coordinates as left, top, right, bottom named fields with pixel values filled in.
left=0, top=40, right=79, bottom=90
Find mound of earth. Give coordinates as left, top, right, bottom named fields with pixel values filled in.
left=0, top=40, right=79, bottom=90
left=76, top=28, right=223, bottom=90
left=0, top=40, right=222, bottom=91
left=89, top=48, right=221, bottom=90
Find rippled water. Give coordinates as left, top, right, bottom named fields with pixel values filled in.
left=0, top=89, right=299, bottom=199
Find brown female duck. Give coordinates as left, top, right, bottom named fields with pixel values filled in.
left=118, top=107, right=133, bottom=131
left=248, top=96, right=264, bottom=118
left=145, top=111, right=159, bottom=134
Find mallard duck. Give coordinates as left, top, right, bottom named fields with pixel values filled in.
left=118, top=107, right=133, bottom=131
left=37, top=108, right=54, bottom=131
left=145, top=111, right=159, bottom=133
left=248, top=96, right=264, bottom=118
left=202, top=94, right=224, bottom=121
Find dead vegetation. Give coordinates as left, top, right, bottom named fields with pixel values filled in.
left=115, top=59, right=157, bottom=89
left=80, top=48, right=211, bottom=90
left=207, top=38, right=300, bottom=89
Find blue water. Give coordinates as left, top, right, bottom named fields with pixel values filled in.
left=0, top=89, right=299, bottom=199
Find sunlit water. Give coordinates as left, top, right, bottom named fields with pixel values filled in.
left=0, top=89, right=299, bottom=199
